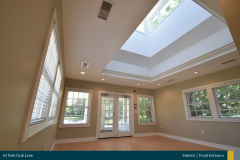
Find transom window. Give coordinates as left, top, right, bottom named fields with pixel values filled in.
left=214, top=83, right=240, bottom=118
left=160, top=0, right=182, bottom=20
left=152, top=14, right=158, bottom=28
left=59, top=88, right=92, bottom=127
left=138, top=95, right=156, bottom=125
left=186, top=90, right=212, bottom=118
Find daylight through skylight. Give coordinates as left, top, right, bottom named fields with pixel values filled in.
left=136, top=22, right=144, bottom=33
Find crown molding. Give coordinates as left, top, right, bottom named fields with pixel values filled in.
left=193, top=0, right=226, bottom=23
left=101, top=69, right=151, bottom=81
left=101, top=43, right=237, bottom=82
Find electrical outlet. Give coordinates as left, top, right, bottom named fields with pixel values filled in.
left=201, top=130, right=204, bottom=134
left=45, top=144, right=47, bottom=151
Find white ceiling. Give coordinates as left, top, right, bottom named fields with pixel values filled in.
left=62, top=0, right=240, bottom=89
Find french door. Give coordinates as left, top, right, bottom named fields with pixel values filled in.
left=98, top=94, right=132, bottom=138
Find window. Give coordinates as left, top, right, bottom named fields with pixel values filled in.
left=152, top=14, right=158, bottom=28
left=136, top=22, right=144, bottom=33
left=31, top=28, right=62, bottom=125
left=59, top=88, right=92, bottom=128
left=182, top=78, right=240, bottom=122
left=160, top=0, right=182, bottom=20
left=214, top=83, right=240, bottom=118
left=186, top=90, right=212, bottom=118
left=137, top=95, right=156, bottom=125
left=20, top=9, right=62, bottom=143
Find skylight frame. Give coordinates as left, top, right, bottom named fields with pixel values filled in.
left=136, top=22, right=145, bottom=34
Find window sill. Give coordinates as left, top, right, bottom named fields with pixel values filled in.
left=138, top=122, right=156, bottom=125
left=59, top=123, right=90, bottom=128
left=26, top=119, right=54, bottom=141
left=186, top=117, right=240, bottom=122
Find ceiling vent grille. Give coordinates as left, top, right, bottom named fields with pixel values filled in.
left=222, top=59, right=237, bottom=65
left=98, top=1, right=113, bottom=20
left=81, top=62, right=89, bottom=68
left=167, top=79, right=174, bottom=82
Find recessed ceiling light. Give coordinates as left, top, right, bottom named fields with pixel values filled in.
left=80, top=72, right=85, bottom=74
left=194, top=71, right=199, bottom=74
left=137, top=84, right=140, bottom=85
left=102, top=79, right=105, bottom=81
left=158, top=84, right=160, bottom=85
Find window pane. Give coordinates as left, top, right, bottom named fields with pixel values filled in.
left=215, top=87, right=225, bottom=101
left=63, top=91, right=90, bottom=125
left=152, top=14, right=158, bottom=28
left=189, top=105, right=195, bottom=110
left=160, top=0, right=182, bottom=20
left=48, top=93, right=58, bottom=119
left=215, top=83, right=240, bottom=118
left=230, top=110, right=240, bottom=117
left=186, top=89, right=211, bottom=118
left=31, top=74, right=52, bottom=123
left=190, top=111, right=197, bottom=117
left=68, top=91, right=73, bottom=98
left=43, top=26, right=59, bottom=85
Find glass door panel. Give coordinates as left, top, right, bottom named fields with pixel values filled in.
left=99, top=95, right=115, bottom=138
left=117, top=96, right=131, bottom=137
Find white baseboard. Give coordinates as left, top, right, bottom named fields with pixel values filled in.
left=50, top=137, right=96, bottom=151
left=158, top=132, right=240, bottom=151
left=50, top=141, right=56, bottom=151
left=133, top=132, right=159, bottom=137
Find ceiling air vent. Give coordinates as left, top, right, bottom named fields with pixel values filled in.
left=167, top=79, right=175, bottom=82
left=222, top=59, right=237, bottom=65
left=98, top=1, right=113, bottom=20
left=81, top=62, right=89, bottom=68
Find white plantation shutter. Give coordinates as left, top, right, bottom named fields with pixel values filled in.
left=31, top=74, right=52, bottom=123
left=49, top=65, right=62, bottom=119
left=54, top=65, right=62, bottom=95
left=30, top=26, right=62, bottom=125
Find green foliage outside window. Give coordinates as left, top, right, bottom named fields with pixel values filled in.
left=139, top=98, right=153, bottom=122
left=160, top=0, right=182, bottom=20
left=215, top=83, right=240, bottom=117
left=187, top=89, right=212, bottom=117
left=153, top=19, right=158, bottom=28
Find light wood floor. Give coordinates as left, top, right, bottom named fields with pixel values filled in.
left=53, top=136, right=222, bottom=151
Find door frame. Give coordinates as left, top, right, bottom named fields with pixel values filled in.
left=96, top=91, right=134, bottom=140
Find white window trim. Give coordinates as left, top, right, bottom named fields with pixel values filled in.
left=137, top=95, right=156, bottom=125
left=182, top=78, right=240, bottom=122
left=20, top=8, right=63, bottom=143
left=59, top=87, right=93, bottom=128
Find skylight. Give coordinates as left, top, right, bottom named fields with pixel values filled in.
left=160, top=0, right=182, bottom=20
left=120, top=0, right=212, bottom=57
left=136, top=22, right=144, bottom=33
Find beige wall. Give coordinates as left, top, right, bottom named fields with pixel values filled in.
left=55, top=79, right=156, bottom=139
left=218, top=0, right=240, bottom=56
left=154, top=65, right=240, bottom=148
left=0, top=0, right=65, bottom=150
